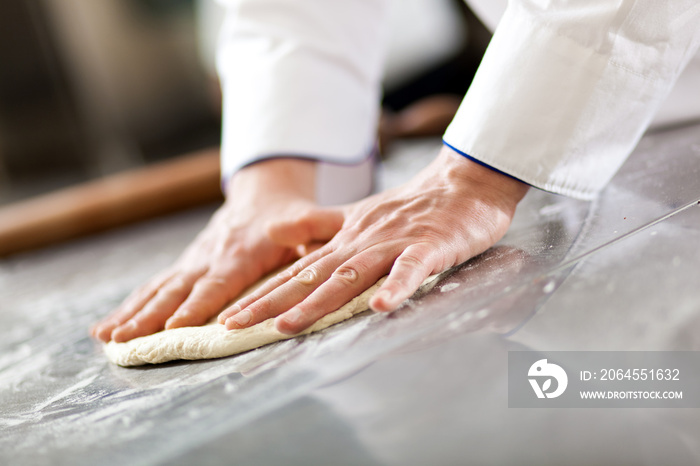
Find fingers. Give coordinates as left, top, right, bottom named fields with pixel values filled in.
left=275, top=248, right=392, bottom=334
left=164, top=267, right=248, bottom=330
left=220, top=247, right=345, bottom=330
left=267, top=207, right=344, bottom=247
left=91, top=270, right=174, bottom=342
left=218, top=246, right=331, bottom=324
left=221, top=242, right=439, bottom=335
left=369, top=243, right=439, bottom=313
left=110, top=273, right=201, bottom=343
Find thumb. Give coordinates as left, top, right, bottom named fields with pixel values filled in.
left=267, top=207, right=345, bottom=247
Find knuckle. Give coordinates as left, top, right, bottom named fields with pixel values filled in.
left=285, top=259, right=307, bottom=277
left=154, top=275, right=191, bottom=300
left=201, top=275, right=229, bottom=291
left=277, top=267, right=297, bottom=282
left=249, top=296, right=273, bottom=316
left=293, top=267, right=318, bottom=285
left=167, top=276, right=190, bottom=293
left=225, top=242, right=246, bottom=257
left=332, top=265, right=360, bottom=285
left=397, top=254, right=425, bottom=269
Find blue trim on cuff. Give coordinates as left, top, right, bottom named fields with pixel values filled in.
left=442, top=140, right=532, bottom=187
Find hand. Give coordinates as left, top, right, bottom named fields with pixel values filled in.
left=91, top=158, right=340, bottom=343
left=218, top=145, right=529, bottom=334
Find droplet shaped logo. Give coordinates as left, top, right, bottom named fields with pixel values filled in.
left=528, top=359, right=568, bottom=399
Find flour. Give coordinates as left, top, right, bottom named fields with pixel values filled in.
left=105, top=274, right=442, bottom=366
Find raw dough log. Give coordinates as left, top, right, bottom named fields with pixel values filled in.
left=104, top=273, right=443, bottom=367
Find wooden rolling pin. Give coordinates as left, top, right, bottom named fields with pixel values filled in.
left=0, top=148, right=223, bottom=257
left=0, top=98, right=461, bottom=257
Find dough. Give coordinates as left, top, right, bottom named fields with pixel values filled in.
left=104, top=273, right=443, bottom=367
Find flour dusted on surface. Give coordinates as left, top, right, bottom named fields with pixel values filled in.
left=104, top=274, right=443, bottom=367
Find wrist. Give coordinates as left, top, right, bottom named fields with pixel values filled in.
left=226, top=158, right=317, bottom=203
left=438, top=145, right=529, bottom=209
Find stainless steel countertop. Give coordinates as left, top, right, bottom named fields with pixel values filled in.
left=2, top=123, right=700, bottom=466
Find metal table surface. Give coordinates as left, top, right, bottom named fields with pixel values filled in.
left=2, top=123, right=700, bottom=466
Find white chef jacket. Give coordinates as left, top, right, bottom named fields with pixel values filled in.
left=217, top=0, right=700, bottom=202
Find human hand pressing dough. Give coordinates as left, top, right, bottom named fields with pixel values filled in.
left=91, top=159, right=339, bottom=343
left=218, top=145, right=529, bottom=335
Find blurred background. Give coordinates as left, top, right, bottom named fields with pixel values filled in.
left=0, top=0, right=220, bottom=204
left=0, top=0, right=491, bottom=206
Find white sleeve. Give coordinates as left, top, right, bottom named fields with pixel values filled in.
left=445, top=1, right=700, bottom=200
left=216, top=0, right=389, bottom=204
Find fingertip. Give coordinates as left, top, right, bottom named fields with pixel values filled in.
left=164, top=316, right=180, bottom=330
left=165, top=308, right=193, bottom=329
left=369, top=291, right=398, bottom=313
left=110, top=329, right=126, bottom=343
left=224, top=309, right=252, bottom=330
left=93, top=324, right=112, bottom=343
left=111, top=321, right=136, bottom=343
left=218, top=304, right=241, bottom=324
left=274, top=309, right=303, bottom=335
left=274, top=319, right=298, bottom=335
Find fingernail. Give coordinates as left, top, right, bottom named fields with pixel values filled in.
left=296, top=269, right=316, bottom=285
left=226, top=304, right=241, bottom=318
left=284, top=308, right=302, bottom=324
left=228, top=310, right=251, bottom=327
left=218, top=304, right=239, bottom=324
left=111, top=321, right=135, bottom=342
left=93, top=325, right=108, bottom=341
left=114, top=320, right=135, bottom=336
left=123, top=320, right=137, bottom=330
